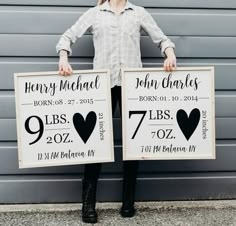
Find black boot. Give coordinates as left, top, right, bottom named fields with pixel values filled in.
left=120, top=161, right=139, bottom=218
left=82, top=163, right=101, bottom=224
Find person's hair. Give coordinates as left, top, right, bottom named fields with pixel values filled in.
left=97, top=0, right=107, bottom=5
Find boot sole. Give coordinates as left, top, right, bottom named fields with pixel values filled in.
left=120, top=209, right=136, bottom=218
left=82, top=217, right=97, bottom=224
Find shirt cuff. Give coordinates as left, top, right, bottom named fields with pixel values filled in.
left=160, top=40, right=175, bottom=58
left=56, top=43, right=72, bottom=56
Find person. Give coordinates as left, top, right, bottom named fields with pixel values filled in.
left=56, top=0, right=176, bottom=223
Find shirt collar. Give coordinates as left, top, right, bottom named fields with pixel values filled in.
left=99, top=0, right=134, bottom=12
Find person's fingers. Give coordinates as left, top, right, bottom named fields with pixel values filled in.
left=164, top=59, right=168, bottom=71
left=64, top=67, right=69, bottom=76
left=163, top=60, right=166, bottom=71
left=58, top=64, right=63, bottom=75
left=63, top=64, right=68, bottom=76
left=169, top=60, right=173, bottom=71
left=172, top=58, right=176, bottom=69
left=67, top=66, right=71, bottom=75
left=163, top=61, right=166, bottom=70
left=174, top=59, right=177, bottom=69
left=174, top=57, right=177, bottom=66
left=62, top=65, right=68, bottom=76
left=65, top=64, right=72, bottom=75
left=166, top=60, right=170, bottom=71
left=164, top=58, right=177, bottom=72
left=68, top=65, right=73, bottom=75
left=166, top=60, right=171, bottom=72
left=68, top=64, right=73, bottom=74
left=60, top=66, right=65, bottom=75
left=66, top=65, right=71, bottom=76
left=60, top=65, right=65, bottom=76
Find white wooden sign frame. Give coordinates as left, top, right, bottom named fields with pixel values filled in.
left=14, top=70, right=114, bottom=168
left=122, top=67, right=215, bottom=160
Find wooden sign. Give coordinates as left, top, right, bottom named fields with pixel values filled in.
left=14, top=70, right=114, bottom=168
left=122, top=67, right=215, bottom=160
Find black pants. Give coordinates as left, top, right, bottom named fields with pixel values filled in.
left=111, top=86, right=122, bottom=115
left=83, top=86, right=138, bottom=201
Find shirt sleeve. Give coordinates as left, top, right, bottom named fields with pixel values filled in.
left=140, top=7, right=175, bottom=57
left=56, top=8, right=95, bottom=56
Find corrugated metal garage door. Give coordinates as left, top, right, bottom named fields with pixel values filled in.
left=0, top=0, right=236, bottom=203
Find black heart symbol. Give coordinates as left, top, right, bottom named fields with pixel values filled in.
left=73, top=112, right=97, bottom=144
left=176, top=108, right=200, bottom=141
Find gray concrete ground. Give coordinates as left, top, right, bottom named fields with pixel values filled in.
left=0, top=201, right=236, bottom=226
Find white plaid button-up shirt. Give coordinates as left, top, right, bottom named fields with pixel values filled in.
left=56, top=0, right=175, bottom=87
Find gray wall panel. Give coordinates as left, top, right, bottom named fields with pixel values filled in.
left=1, top=91, right=236, bottom=118
left=1, top=58, right=236, bottom=91
left=0, top=119, right=17, bottom=141
left=0, top=91, right=15, bottom=118
left=1, top=0, right=236, bottom=9
left=216, top=94, right=236, bottom=117
left=0, top=59, right=89, bottom=90
left=135, top=174, right=236, bottom=201
left=1, top=35, right=236, bottom=58
left=1, top=9, right=236, bottom=36
left=1, top=173, right=236, bottom=203
left=0, top=0, right=97, bottom=6
left=0, top=142, right=235, bottom=175
left=141, top=36, right=236, bottom=59
left=0, top=118, right=236, bottom=141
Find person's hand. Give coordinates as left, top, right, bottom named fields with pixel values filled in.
left=163, top=48, right=177, bottom=72
left=59, top=59, right=73, bottom=76
left=58, top=50, right=73, bottom=76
